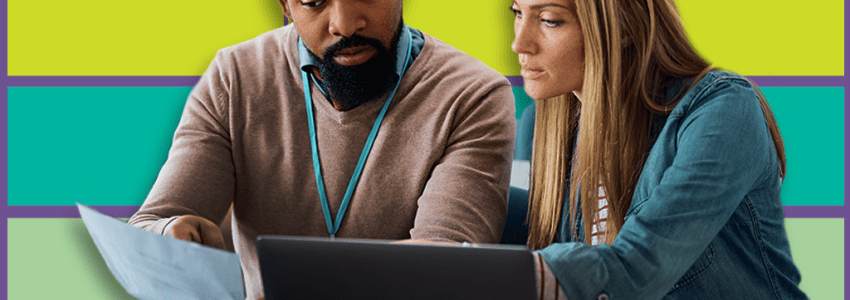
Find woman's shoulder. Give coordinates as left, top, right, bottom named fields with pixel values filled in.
left=669, top=70, right=761, bottom=117
left=695, top=70, right=754, bottom=92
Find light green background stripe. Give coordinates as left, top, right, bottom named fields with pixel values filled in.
left=7, top=86, right=844, bottom=206
left=8, top=219, right=136, bottom=299
left=7, top=87, right=189, bottom=206
left=8, top=0, right=844, bottom=76
left=785, top=218, right=845, bottom=300
left=7, top=218, right=840, bottom=299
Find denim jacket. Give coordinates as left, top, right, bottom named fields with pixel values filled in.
left=538, top=71, right=808, bottom=300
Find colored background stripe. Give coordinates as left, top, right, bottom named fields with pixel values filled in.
left=6, top=218, right=841, bottom=299
left=786, top=219, right=846, bottom=299
left=3, top=0, right=846, bottom=299
left=8, top=87, right=842, bottom=206
left=7, top=0, right=285, bottom=76
left=404, top=1, right=517, bottom=76
left=6, top=0, right=844, bottom=76
left=5, top=204, right=845, bottom=220
left=7, top=219, right=136, bottom=299
left=7, top=87, right=188, bottom=206
left=762, top=87, right=845, bottom=206
left=514, top=86, right=846, bottom=206
left=677, top=0, right=845, bottom=76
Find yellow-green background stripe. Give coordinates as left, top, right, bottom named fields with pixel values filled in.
left=7, top=0, right=844, bottom=76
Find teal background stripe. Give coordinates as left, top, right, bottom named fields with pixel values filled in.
left=7, top=87, right=189, bottom=206
left=512, top=86, right=535, bottom=119
left=762, top=87, right=845, bottom=206
left=512, top=86, right=845, bottom=206
left=6, top=86, right=844, bottom=206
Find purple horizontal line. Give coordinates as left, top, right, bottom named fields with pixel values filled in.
left=4, top=76, right=201, bottom=87
left=747, top=76, right=847, bottom=87
left=2, top=205, right=844, bottom=219
left=507, top=75, right=523, bottom=87
left=5, top=75, right=845, bottom=88
left=506, top=75, right=847, bottom=88
left=783, top=206, right=849, bottom=219
left=6, top=206, right=141, bottom=219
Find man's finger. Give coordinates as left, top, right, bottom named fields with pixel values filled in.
left=188, top=229, right=202, bottom=244
left=164, top=220, right=196, bottom=243
left=199, top=221, right=227, bottom=250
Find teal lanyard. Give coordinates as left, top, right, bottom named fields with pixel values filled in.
left=299, top=28, right=413, bottom=238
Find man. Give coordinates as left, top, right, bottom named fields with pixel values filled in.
left=129, top=0, right=515, bottom=298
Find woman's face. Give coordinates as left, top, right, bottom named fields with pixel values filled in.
left=511, top=0, right=585, bottom=101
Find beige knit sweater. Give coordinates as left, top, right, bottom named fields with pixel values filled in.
left=129, top=24, right=515, bottom=299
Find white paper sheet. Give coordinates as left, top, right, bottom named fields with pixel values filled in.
left=511, top=160, right=531, bottom=190
left=77, top=203, right=245, bottom=300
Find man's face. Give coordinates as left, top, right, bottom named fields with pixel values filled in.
left=282, top=0, right=402, bottom=63
left=281, top=0, right=404, bottom=109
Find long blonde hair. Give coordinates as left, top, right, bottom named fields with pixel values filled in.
left=527, top=0, right=786, bottom=250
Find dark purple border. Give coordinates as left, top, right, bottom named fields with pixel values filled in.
left=1, top=205, right=839, bottom=219
left=843, top=45, right=848, bottom=297
left=4, top=76, right=201, bottom=87
left=1, top=2, right=847, bottom=300
left=1, top=218, right=5, bottom=300
left=3, top=0, right=9, bottom=297
left=5, top=75, right=846, bottom=89
left=5, top=206, right=140, bottom=219
left=843, top=1, right=848, bottom=295
left=507, top=75, right=850, bottom=88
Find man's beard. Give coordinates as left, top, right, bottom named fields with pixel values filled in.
left=307, top=24, right=403, bottom=110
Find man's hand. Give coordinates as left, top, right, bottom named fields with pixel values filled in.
left=162, top=215, right=226, bottom=250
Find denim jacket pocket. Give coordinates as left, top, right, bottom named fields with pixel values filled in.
left=668, top=242, right=716, bottom=292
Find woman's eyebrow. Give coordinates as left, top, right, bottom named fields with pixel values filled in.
left=530, top=3, right=571, bottom=10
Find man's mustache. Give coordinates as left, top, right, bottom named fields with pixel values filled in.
left=323, top=34, right=385, bottom=59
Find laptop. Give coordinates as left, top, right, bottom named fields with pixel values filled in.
left=256, top=236, right=537, bottom=300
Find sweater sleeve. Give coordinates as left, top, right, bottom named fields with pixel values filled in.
left=535, top=252, right=570, bottom=300
left=409, top=80, right=516, bottom=244
left=128, top=51, right=236, bottom=232
left=539, top=78, right=776, bottom=299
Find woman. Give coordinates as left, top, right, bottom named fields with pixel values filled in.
left=510, top=0, right=808, bottom=299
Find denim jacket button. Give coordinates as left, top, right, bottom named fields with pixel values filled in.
left=597, top=294, right=609, bottom=300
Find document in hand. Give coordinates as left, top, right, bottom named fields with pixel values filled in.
left=77, top=203, right=245, bottom=300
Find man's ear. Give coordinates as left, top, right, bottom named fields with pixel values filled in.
left=279, top=0, right=292, bottom=21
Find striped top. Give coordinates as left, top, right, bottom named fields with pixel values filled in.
left=591, top=184, right=609, bottom=246
left=535, top=183, right=609, bottom=299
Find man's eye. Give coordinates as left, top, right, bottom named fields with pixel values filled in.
left=302, top=0, right=325, bottom=8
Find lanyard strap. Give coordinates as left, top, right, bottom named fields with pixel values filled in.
left=300, top=28, right=413, bottom=238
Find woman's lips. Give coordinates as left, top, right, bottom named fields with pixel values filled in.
left=521, top=68, right=545, bottom=80
left=332, top=45, right=376, bottom=66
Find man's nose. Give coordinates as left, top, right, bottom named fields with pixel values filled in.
left=327, top=2, right=367, bottom=37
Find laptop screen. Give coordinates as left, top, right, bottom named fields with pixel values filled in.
left=256, top=236, right=536, bottom=300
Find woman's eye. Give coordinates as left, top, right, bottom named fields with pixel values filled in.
left=302, top=0, right=325, bottom=8
left=541, top=19, right=563, bottom=27
left=510, top=7, right=522, bottom=18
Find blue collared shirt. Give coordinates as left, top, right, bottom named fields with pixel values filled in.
left=298, top=23, right=424, bottom=99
